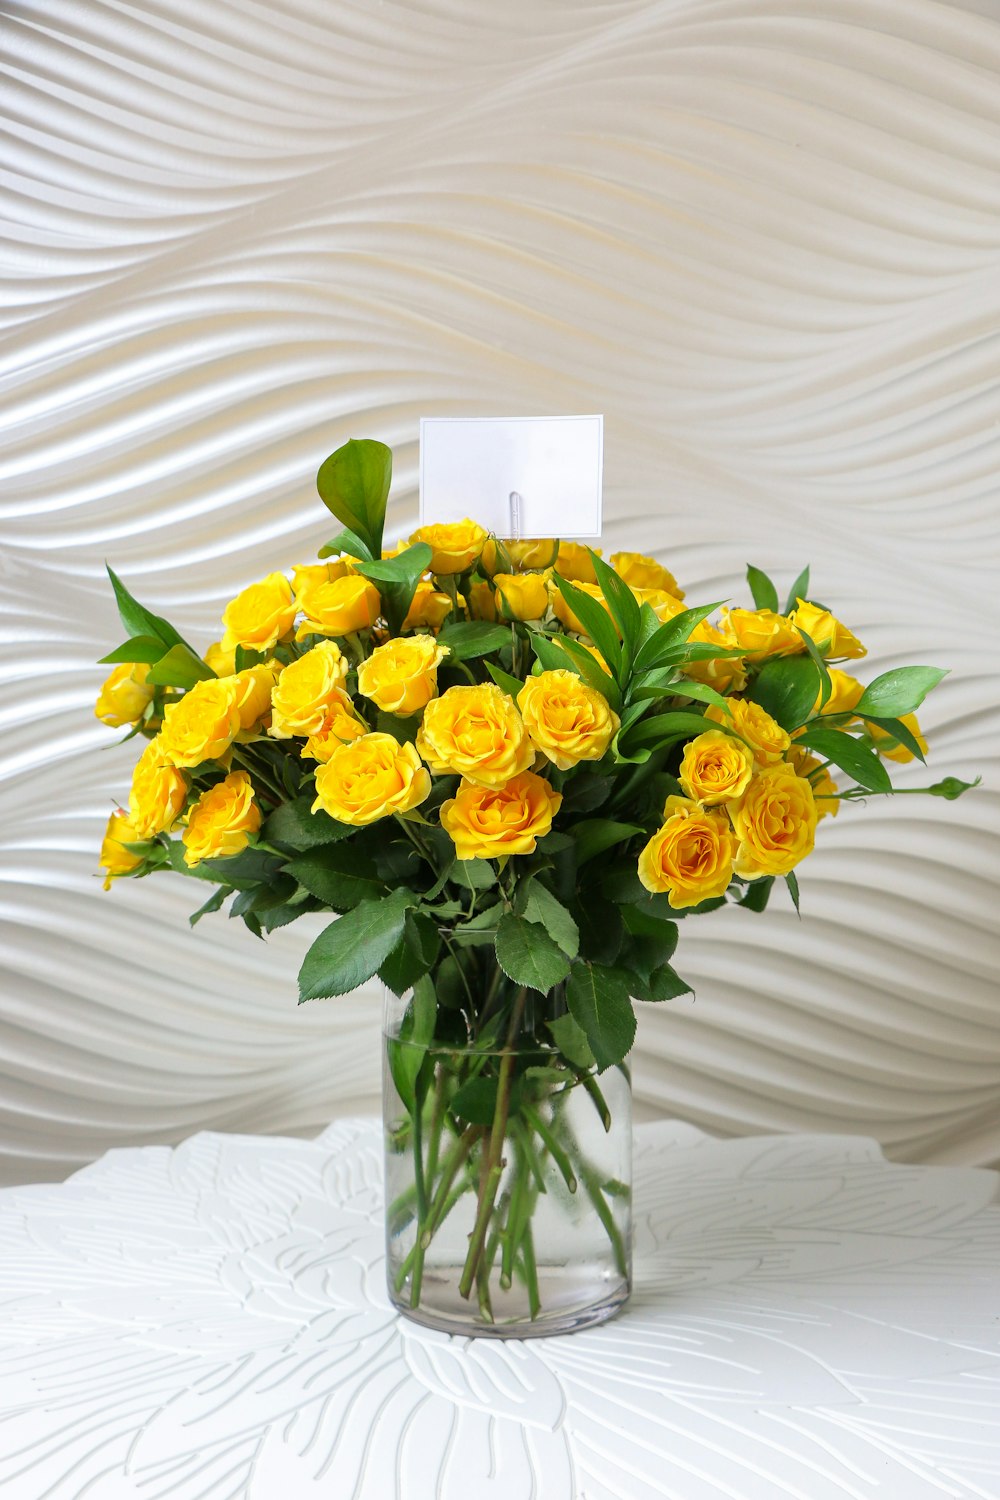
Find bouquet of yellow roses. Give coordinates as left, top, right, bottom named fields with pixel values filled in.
left=96, top=437, right=972, bottom=1335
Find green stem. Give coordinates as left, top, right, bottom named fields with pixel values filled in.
left=520, top=1217, right=541, bottom=1320
left=522, top=1104, right=576, bottom=1193
left=580, top=1166, right=628, bottom=1279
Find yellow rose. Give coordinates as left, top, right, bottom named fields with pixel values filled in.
left=409, top=520, right=487, bottom=574
left=517, top=670, right=620, bottom=770
left=637, top=796, right=735, bottom=909
left=494, top=571, right=551, bottom=622
left=682, top=621, right=748, bottom=694
left=269, top=642, right=349, bottom=738
left=221, top=573, right=296, bottom=653
left=786, top=745, right=839, bottom=819
left=404, top=577, right=454, bottom=630
left=204, top=640, right=237, bottom=676
left=611, top=551, right=685, bottom=599
left=678, top=730, right=755, bottom=805
left=869, top=712, right=928, bottom=763
left=302, top=692, right=368, bottom=761
left=182, top=771, right=262, bottom=868
left=356, top=634, right=450, bottom=716
left=790, top=598, right=866, bottom=660
left=94, top=662, right=155, bottom=728
left=481, top=537, right=559, bottom=575
left=720, top=608, right=803, bottom=661
left=729, top=765, right=818, bottom=878
left=467, top=579, right=498, bottom=622
left=706, top=699, right=789, bottom=765
left=312, top=733, right=430, bottom=825
left=630, top=587, right=686, bottom=623
left=99, top=809, right=145, bottom=889
left=814, top=668, right=864, bottom=718
left=291, top=559, right=353, bottom=598
left=157, top=678, right=242, bottom=768
left=232, top=663, right=278, bottom=730
left=440, top=771, right=562, bottom=859
left=553, top=542, right=601, bottom=584
left=416, top=683, right=534, bottom=787
left=549, top=578, right=615, bottom=637
left=295, top=573, right=381, bottom=640
left=129, top=739, right=188, bottom=836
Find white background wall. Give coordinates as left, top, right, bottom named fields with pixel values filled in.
left=2, top=0, right=998, bottom=1185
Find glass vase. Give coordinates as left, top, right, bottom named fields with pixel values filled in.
left=382, top=984, right=632, bottom=1338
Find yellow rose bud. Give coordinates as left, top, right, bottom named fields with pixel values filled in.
left=357, top=635, right=450, bottom=716
left=416, top=683, right=534, bottom=787
left=481, top=537, right=559, bottom=575
left=204, top=640, right=237, bottom=677
left=706, top=699, right=789, bottom=766
left=467, top=579, right=498, bottom=622
left=549, top=578, right=615, bottom=637
left=786, top=745, right=839, bottom=819
left=221, top=572, right=296, bottom=653
left=553, top=542, right=602, bottom=584
left=129, top=739, right=188, bottom=836
left=440, top=770, right=563, bottom=859
left=494, top=571, right=551, bottom=622
left=302, top=692, right=368, bottom=762
left=678, top=730, right=755, bottom=805
left=312, top=733, right=431, bottom=825
left=295, top=574, right=381, bottom=641
left=814, top=668, right=864, bottom=719
left=869, top=711, right=928, bottom=763
left=611, top=551, right=685, bottom=599
left=720, top=608, right=803, bottom=661
left=156, top=678, right=242, bottom=769
left=409, top=520, right=487, bottom=574
left=517, top=670, right=620, bottom=771
left=291, top=559, right=353, bottom=599
left=232, top=663, right=278, bottom=731
left=637, top=796, right=735, bottom=908
left=269, top=642, right=349, bottom=738
left=404, top=577, right=454, bottom=630
left=683, top=621, right=747, bottom=694
left=99, top=809, right=146, bottom=889
left=94, top=662, right=155, bottom=728
left=729, top=765, right=818, bottom=878
left=630, top=587, right=686, bottom=623
left=790, top=598, right=866, bottom=660
left=181, top=771, right=261, bottom=868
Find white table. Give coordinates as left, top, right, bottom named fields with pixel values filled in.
left=1, top=1118, right=998, bottom=1500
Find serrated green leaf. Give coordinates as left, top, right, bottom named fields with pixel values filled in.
left=286, top=845, right=383, bottom=911
left=494, top=913, right=572, bottom=992
left=379, top=911, right=441, bottom=996
left=746, top=564, right=779, bottom=613
left=546, top=1012, right=595, bottom=1070
left=565, top=962, right=636, bottom=1070
left=518, top=882, right=580, bottom=959
left=263, top=798, right=355, bottom=852
left=798, top=726, right=892, bottom=793
left=636, top=963, right=693, bottom=1002
left=188, top=886, right=233, bottom=925
left=299, top=888, right=415, bottom=1000
left=854, top=666, right=948, bottom=719
left=316, top=438, right=392, bottom=559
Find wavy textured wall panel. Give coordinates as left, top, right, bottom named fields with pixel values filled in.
left=1, top=0, right=997, bottom=1185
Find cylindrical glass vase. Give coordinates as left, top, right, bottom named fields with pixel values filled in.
left=383, top=986, right=632, bottom=1338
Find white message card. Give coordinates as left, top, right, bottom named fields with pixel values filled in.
left=419, top=415, right=603, bottom=539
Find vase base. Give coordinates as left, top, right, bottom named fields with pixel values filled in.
left=389, top=1269, right=630, bottom=1339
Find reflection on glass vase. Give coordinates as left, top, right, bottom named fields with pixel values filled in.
left=383, top=983, right=632, bottom=1339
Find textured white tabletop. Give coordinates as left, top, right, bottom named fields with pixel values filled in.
left=1, top=1118, right=998, bottom=1500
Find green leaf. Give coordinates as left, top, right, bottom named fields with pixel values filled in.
left=450, top=1075, right=501, bottom=1126
left=263, top=797, right=354, bottom=852
left=671, top=680, right=731, bottom=712
left=861, top=714, right=927, bottom=763
left=356, top=542, right=433, bottom=633
left=635, top=963, right=692, bottom=1002
left=105, top=565, right=192, bottom=653
left=546, top=1012, right=595, bottom=1070
left=494, top=913, right=572, bottom=992
left=746, top=564, right=779, bottom=613
left=573, top=892, right=624, bottom=964
left=550, top=574, right=622, bottom=678
left=619, top=710, right=714, bottom=755
left=98, top=635, right=170, bottom=667
left=529, top=631, right=621, bottom=709
left=188, top=886, right=233, bottom=925
left=315, top=438, right=392, bottom=559
left=565, top=962, right=636, bottom=1070
left=795, top=627, right=832, bottom=711
left=798, top=725, right=892, bottom=793
left=633, top=602, right=726, bottom=672
left=379, top=912, right=441, bottom=997
left=572, top=819, right=645, bottom=866
left=386, top=974, right=437, bottom=1112
left=485, top=661, right=525, bottom=698
left=928, top=775, right=980, bottom=800
left=785, top=869, right=801, bottom=913
left=145, top=643, right=216, bottom=690
left=854, top=666, right=948, bottom=720
left=749, top=655, right=821, bottom=732
left=286, top=845, right=383, bottom=911
left=451, top=859, right=497, bottom=892
left=635, top=602, right=662, bottom=653
left=317, top=526, right=375, bottom=563
left=590, top=550, right=641, bottom=655
left=620, top=905, right=678, bottom=980
left=436, top=620, right=512, bottom=660
left=736, top=877, right=774, bottom=912
left=517, top=882, right=580, bottom=959
left=785, top=565, right=810, bottom=616
left=298, top=888, right=415, bottom=1000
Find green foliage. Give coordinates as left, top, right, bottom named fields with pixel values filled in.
left=746, top=564, right=779, bottom=613
left=855, top=666, right=948, bottom=719
left=928, top=776, right=979, bottom=800
left=99, top=635, right=171, bottom=666
left=547, top=1011, right=596, bottom=1069
left=356, top=542, right=433, bottom=632
left=565, top=962, right=636, bottom=1071
left=515, top=881, right=580, bottom=959
left=632, top=602, right=724, bottom=672
left=316, top=438, right=392, bottom=559
left=102, top=567, right=209, bottom=688
left=785, top=870, right=801, bottom=913
left=735, top=877, right=774, bottom=912
left=549, top=574, right=622, bottom=678
left=749, top=655, right=821, bottom=732
left=450, top=1075, right=501, bottom=1125
left=146, top=643, right=216, bottom=690
left=528, top=631, right=620, bottom=708
left=437, top=620, right=512, bottom=660
left=590, top=550, right=641, bottom=655
left=494, top=913, right=572, bottom=992
left=797, top=725, right=892, bottom=793
left=485, top=661, right=525, bottom=697
left=572, top=819, right=645, bottom=867
left=784, top=565, right=810, bottom=615
left=317, top=526, right=375, bottom=563
left=263, top=798, right=354, bottom=852
left=386, top=975, right=436, bottom=1113
left=286, top=845, right=383, bottom=911
left=860, top=714, right=926, bottom=762
left=379, top=911, right=440, bottom=995
left=298, top=888, right=415, bottom=1000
